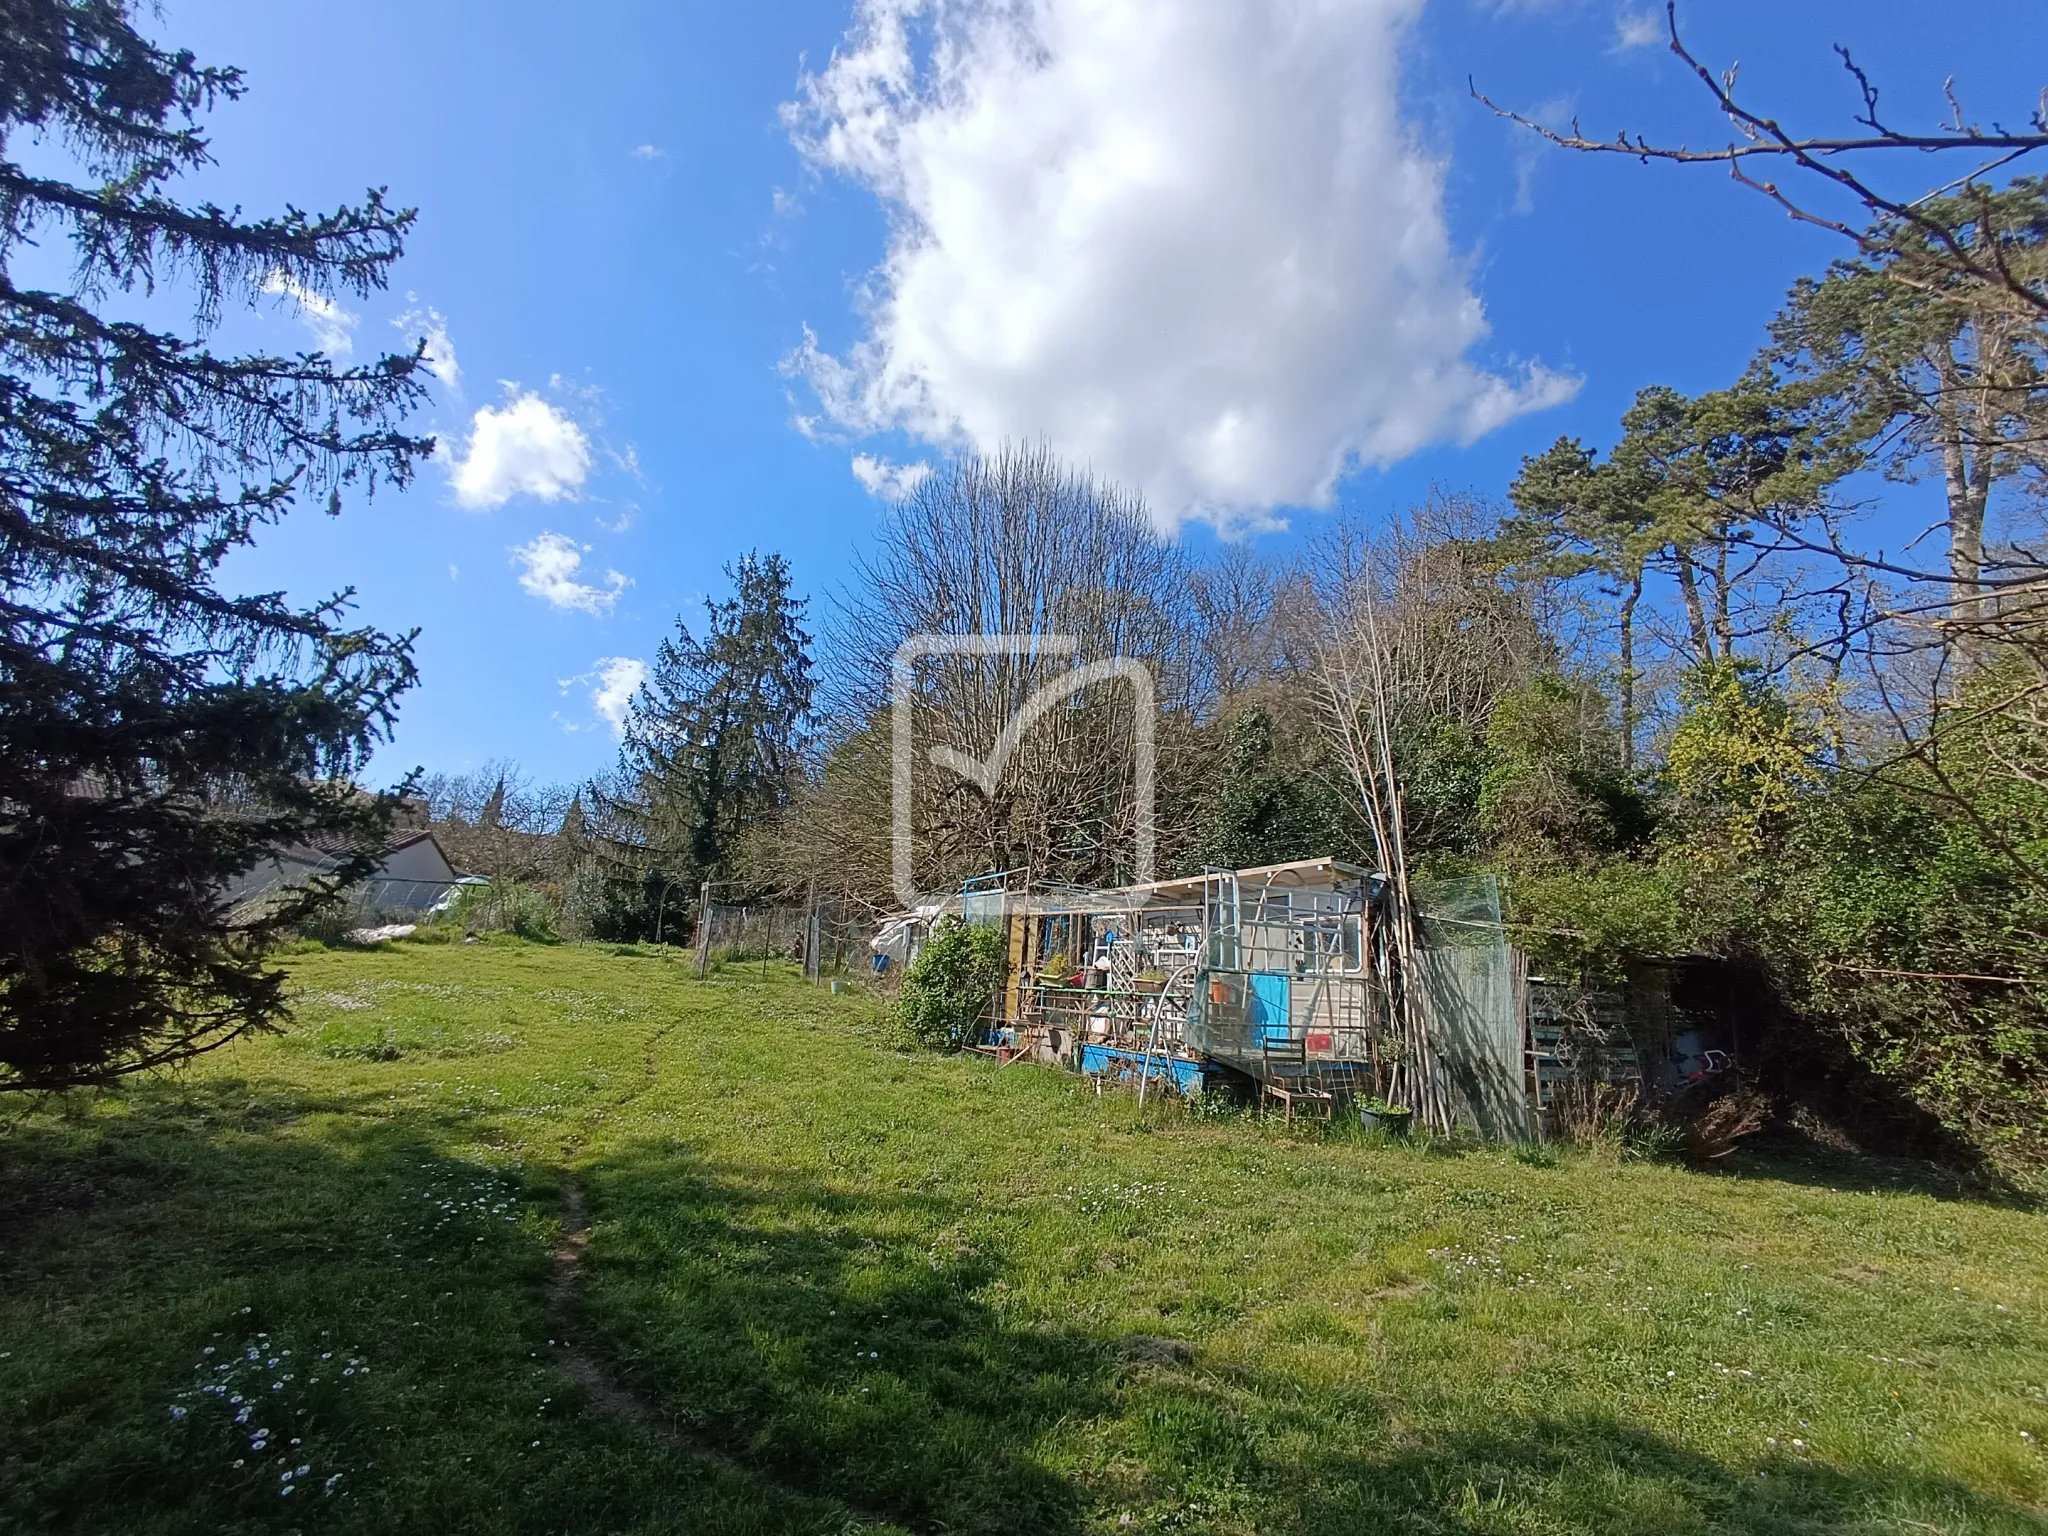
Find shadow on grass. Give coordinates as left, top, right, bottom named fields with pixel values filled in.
left=1278, top=1413, right=2044, bottom=1535
left=4, top=1078, right=2043, bottom=1535
left=1701, top=1126, right=2040, bottom=1211
left=575, top=1140, right=1107, bottom=1532
left=572, top=1140, right=2048, bottom=1536
left=0, top=1080, right=835, bottom=1536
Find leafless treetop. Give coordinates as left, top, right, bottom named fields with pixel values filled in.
left=1473, top=2, right=2048, bottom=312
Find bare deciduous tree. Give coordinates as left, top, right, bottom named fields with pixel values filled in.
left=1313, top=501, right=1556, bottom=1132
left=1480, top=8, right=2048, bottom=891
left=1473, top=3, right=2048, bottom=314
left=794, top=444, right=1197, bottom=903
left=414, top=761, right=576, bottom=882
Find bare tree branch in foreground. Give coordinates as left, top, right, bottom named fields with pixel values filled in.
left=1472, top=2, right=2048, bottom=314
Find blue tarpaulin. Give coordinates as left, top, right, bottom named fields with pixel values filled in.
left=1248, top=972, right=1291, bottom=1048
left=1078, top=1042, right=1213, bottom=1095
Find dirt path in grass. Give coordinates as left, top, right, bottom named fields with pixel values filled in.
left=545, top=1020, right=897, bottom=1529
left=545, top=1019, right=687, bottom=1429
left=545, top=1015, right=725, bottom=1443
left=546, top=1172, right=677, bottom=1427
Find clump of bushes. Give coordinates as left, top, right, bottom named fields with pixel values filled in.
left=892, top=916, right=1005, bottom=1051
left=443, top=880, right=561, bottom=943
left=1549, top=1076, right=1769, bottom=1165
left=1549, top=1080, right=1674, bottom=1160
left=285, top=895, right=372, bottom=948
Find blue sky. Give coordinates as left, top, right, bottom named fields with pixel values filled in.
left=143, top=0, right=2041, bottom=786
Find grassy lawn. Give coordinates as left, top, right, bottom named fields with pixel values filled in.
left=1, top=937, right=2044, bottom=1535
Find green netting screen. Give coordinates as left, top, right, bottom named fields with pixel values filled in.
left=1414, top=874, right=1531, bottom=1142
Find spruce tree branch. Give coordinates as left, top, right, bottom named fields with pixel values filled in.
left=0, top=164, right=415, bottom=307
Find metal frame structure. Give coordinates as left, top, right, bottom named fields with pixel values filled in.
left=1183, top=861, right=1392, bottom=1103
left=888, top=858, right=1736, bottom=1141
left=947, top=858, right=1399, bottom=1111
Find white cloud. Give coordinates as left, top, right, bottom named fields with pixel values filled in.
left=1614, top=9, right=1663, bottom=48
left=784, top=0, right=1576, bottom=530
left=262, top=271, right=357, bottom=355
left=511, top=532, right=630, bottom=616
left=448, top=563, right=459, bottom=582
left=558, top=656, right=646, bottom=736
left=631, top=144, right=666, bottom=159
left=850, top=452, right=933, bottom=500
left=588, top=656, right=646, bottom=736
left=608, top=441, right=644, bottom=483
left=448, top=391, right=593, bottom=510
left=394, top=305, right=462, bottom=393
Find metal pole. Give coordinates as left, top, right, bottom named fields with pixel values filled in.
left=1136, top=1007, right=1162, bottom=1112
left=805, top=878, right=821, bottom=984
left=694, top=881, right=712, bottom=977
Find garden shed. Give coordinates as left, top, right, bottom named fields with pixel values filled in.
left=885, top=856, right=1738, bottom=1143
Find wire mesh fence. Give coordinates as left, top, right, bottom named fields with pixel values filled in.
left=693, top=899, right=876, bottom=979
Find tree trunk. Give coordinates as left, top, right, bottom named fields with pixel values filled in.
left=1673, top=548, right=1714, bottom=663
left=1937, top=353, right=1987, bottom=665
left=1712, top=536, right=1733, bottom=660
left=1617, top=569, right=1642, bottom=771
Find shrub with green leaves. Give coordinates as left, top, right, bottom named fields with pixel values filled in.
left=894, top=916, right=1006, bottom=1051
left=445, top=881, right=560, bottom=944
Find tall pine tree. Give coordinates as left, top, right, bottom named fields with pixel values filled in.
left=593, top=553, right=813, bottom=934
left=0, top=2, right=432, bottom=1088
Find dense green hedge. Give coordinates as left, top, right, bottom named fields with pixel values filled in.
left=895, top=916, right=1007, bottom=1051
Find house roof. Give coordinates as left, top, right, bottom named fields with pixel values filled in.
left=279, top=827, right=448, bottom=868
